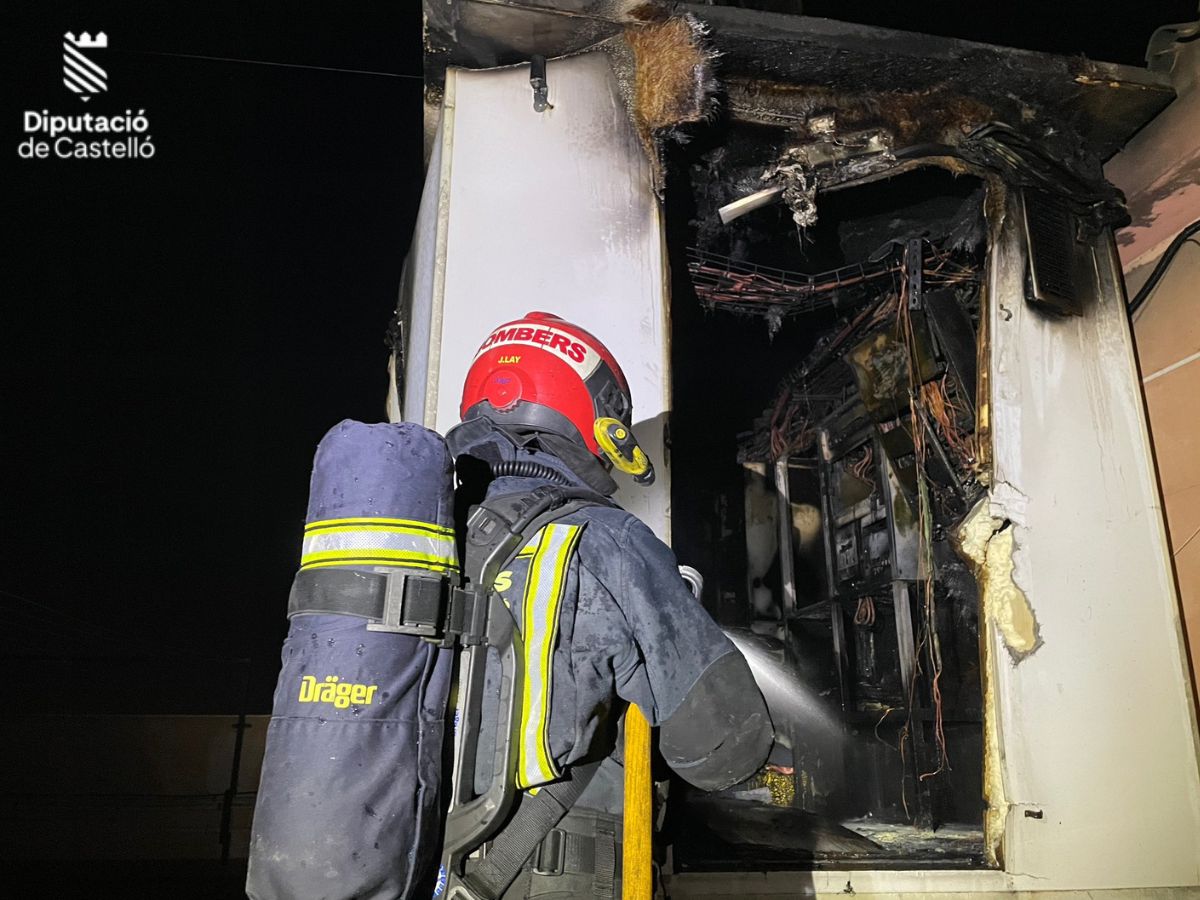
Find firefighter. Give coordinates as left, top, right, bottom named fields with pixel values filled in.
left=446, top=312, right=773, bottom=899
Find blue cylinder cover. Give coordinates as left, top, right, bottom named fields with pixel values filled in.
left=247, top=421, right=456, bottom=900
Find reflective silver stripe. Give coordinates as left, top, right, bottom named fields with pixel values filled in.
left=299, top=524, right=457, bottom=571
left=517, top=522, right=584, bottom=789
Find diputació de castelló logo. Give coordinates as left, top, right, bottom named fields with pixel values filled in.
left=19, top=31, right=156, bottom=160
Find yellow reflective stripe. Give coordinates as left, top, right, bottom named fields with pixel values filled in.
left=516, top=522, right=584, bottom=789
left=306, top=523, right=450, bottom=539
left=299, top=557, right=455, bottom=573
left=300, top=523, right=458, bottom=572
left=304, top=516, right=454, bottom=537
left=300, top=548, right=456, bottom=565
left=514, top=536, right=541, bottom=560
left=519, top=528, right=554, bottom=788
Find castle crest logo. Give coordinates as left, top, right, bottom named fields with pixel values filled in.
left=63, top=31, right=108, bottom=101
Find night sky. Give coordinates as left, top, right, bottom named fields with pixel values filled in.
left=3, top=1, right=1193, bottom=714
left=3, top=2, right=424, bottom=712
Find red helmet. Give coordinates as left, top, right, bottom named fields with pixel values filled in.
left=461, top=312, right=653, bottom=483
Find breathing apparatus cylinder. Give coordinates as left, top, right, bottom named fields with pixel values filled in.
left=247, top=420, right=456, bottom=900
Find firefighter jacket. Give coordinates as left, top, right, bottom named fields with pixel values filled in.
left=458, top=436, right=774, bottom=795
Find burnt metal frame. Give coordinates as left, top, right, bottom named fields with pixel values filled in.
left=807, top=424, right=937, bottom=828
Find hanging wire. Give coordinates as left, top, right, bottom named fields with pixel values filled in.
left=894, top=243, right=951, bottom=784
left=127, top=50, right=423, bottom=81
left=1128, top=218, right=1200, bottom=316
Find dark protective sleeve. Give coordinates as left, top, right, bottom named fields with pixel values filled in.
left=607, top=517, right=774, bottom=789
left=658, top=650, right=774, bottom=790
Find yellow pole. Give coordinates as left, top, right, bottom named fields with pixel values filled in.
left=623, top=704, right=653, bottom=900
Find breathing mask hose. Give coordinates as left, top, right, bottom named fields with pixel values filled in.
left=490, top=459, right=574, bottom=485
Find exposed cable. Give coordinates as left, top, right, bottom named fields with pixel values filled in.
left=896, top=243, right=951, bottom=783
left=1128, top=219, right=1200, bottom=315
left=854, top=595, right=876, bottom=627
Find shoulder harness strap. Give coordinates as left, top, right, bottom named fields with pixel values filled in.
left=442, top=485, right=614, bottom=900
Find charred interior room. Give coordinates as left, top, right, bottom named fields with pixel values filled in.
left=613, top=5, right=1157, bottom=872
left=665, top=139, right=990, bottom=868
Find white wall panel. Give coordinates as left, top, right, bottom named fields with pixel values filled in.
left=398, top=112, right=449, bottom=427
left=421, top=53, right=671, bottom=538
left=987, top=194, right=1200, bottom=889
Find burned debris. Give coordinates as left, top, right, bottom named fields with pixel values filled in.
left=669, top=160, right=992, bottom=864
left=657, top=2, right=1157, bottom=865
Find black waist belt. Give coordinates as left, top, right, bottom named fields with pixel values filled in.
left=533, top=818, right=622, bottom=882
left=288, top=568, right=486, bottom=645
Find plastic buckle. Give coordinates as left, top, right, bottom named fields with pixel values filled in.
left=366, top=573, right=444, bottom=639
left=448, top=586, right=489, bottom=646
left=532, top=828, right=565, bottom=877
left=366, top=572, right=412, bottom=634
left=466, top=504, right=510, bottom=549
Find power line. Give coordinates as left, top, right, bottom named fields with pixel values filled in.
left=0, top=586, right=128, bottom=640
left=1, top=586, right=98, bottom=617
left=130, top=50, right=423, bottom=81
left=0, top=587, right=249, bottom=662
left=3, top=602, right=77, bottom=630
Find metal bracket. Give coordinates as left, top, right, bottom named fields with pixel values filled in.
left=530, top=55, right=552, bottom=113
left=905, top=238, right=923, bottom=310
left=448, top=585, right=490, bottom=646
